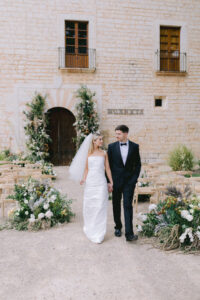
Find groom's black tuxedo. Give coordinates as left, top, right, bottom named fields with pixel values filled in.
left=107, top=140, right=141, bottom=236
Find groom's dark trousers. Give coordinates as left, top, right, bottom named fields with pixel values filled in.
left=107, top=141, right=141, bottom=236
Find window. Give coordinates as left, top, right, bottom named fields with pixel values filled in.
left=65, top=21, right=88, bottom=68
left=155, top=98, right=162, bottom=107
left=160, top=26, right=180, bottom=72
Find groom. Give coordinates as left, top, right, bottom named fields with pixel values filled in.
left=107, top=125, right=141, bottom=241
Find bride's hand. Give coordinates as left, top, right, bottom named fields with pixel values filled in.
left=80, top=180, right=85, bottom=185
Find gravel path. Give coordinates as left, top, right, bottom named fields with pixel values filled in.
left=0, top=167, right=200, bottom=300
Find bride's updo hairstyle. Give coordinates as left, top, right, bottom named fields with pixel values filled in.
left=88, top=133, right=102, bottom=155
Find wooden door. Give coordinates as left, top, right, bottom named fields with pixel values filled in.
left=160, top=27, right=180, bottom=71
left=46, top=107, right=76, bottom=166
left=65, top=21, right=88, bottom=68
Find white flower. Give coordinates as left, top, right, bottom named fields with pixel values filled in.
left=50, top=195, right=56, bottom=203
left=45, top=210, right=53, bottom=219
left=137, top=212, right=147, bottom=222
left=38, top=213, right=45, bottom=219
left=189, top=209, right=194, bottom=214
left=181, top=210, right=193, bottom=221
left=137, top=225, right=143, bottom=232
left=181, top=210, right=189, bottom=218
left=179, top=228, right=193, bottom=243
left=43, top=203, right=49, bottom=210
left=28, top=214, right=35, bottom=223
left=186, top=214, right=193, bottom=222
left=24, top=199, right=28, bottom=204
left=196, top=231, right=200, bottom=240
left=149, top=204, right=157, bottom=212
left=25, top=211, right=29, bottom=215
left=138, top=182, right=142, bottom=187
left=16, top=212, right=19, bottom=216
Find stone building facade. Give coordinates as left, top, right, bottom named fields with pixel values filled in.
left=0, top=0, right=200, bottom=164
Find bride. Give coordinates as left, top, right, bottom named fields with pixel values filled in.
left=69, top=133, right=113, bottom=244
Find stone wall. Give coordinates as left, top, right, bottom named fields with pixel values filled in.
left=0, top=0, right=200, bottom=162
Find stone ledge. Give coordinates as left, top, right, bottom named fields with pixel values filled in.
left=156, top=71, right=187, bottom=76
left=59, top=67, right=96, bottom=73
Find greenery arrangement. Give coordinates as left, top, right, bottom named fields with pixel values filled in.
left=23, top=93, right=51, bottom=162
left=168, top=144, right=194, bottom=171
left=23, top=93, right=55, bottom=176
left=1, top=178, right=74, bottom=231
left=137, top=188, right=200, bottom=252
left=74, top=85, right=99, bottom=148
left=0, top=149, right=27, bottom=162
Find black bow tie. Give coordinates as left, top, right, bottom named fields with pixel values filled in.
left=120, top=143, right=127, bottom=146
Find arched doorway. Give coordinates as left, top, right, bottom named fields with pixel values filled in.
left=46, top=107, right=76, bottom=166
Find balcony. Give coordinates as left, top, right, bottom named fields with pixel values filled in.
left=155, top=50, right=187, bottom=76
left=58, top=47, right=96, bottom=72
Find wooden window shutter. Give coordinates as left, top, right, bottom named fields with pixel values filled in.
left=160, top=26, right=180, bottom=71
left=65, top=21, right=88, bottom=68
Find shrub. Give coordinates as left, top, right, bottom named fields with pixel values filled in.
left=168, top=145, right=194, bottom=171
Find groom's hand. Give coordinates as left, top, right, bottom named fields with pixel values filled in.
left=108, top=183, right=113, bottom=193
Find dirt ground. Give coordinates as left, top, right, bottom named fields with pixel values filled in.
left=0, top=167, right=200, bottom=300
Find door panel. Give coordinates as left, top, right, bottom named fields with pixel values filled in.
left=47, top=107, right=76, bottom=166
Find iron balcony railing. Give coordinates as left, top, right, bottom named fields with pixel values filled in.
left=58, top=47, right=96, bottom=69
left=155, top=50, right=187, bottom=72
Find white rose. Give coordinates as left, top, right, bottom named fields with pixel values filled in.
left=149, top=204, right=157, bottom=212
left=25, top=211, right=29, bottom=215
left=189, top=209, right=194, bottom=214
left=137, top=212, right=147, bottom=222
left=24, top=199, right=28, bottom=204
left=45, top=210, right=53, bottom=219
left=181, top=210, right=189, bottom=218
left=137, top=225, right=143, bottom=232
left=186, top=215, right=193, bottom=222
left=38, top=213, right=45, bottom=219
left=43, top=203, right=49, bottom=210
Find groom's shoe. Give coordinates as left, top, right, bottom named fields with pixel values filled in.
left=126, top=234, right=138, bottom=242
left=114, top=229, right=122, bottom=237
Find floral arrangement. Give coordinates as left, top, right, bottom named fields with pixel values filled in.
left=35, top=161, right=56, bottom=177
left=74, top=85, right=99, bottom=148
left=23, top=93, right=55, bottom=177
left=3, top=178, right=74, bottom=231
left=23, top=93, right=51, bottom=162
left=137, top=194, right=200, bottom=252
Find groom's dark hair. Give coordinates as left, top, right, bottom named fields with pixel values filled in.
left=115, top=125, right=129, bottom=133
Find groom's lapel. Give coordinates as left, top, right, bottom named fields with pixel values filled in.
left=116, top=142, right=124, bottom=166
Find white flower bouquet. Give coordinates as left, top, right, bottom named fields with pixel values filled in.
left=5, top=177, right=74, bottom=231
left=136, top=195, right=200, bottom=252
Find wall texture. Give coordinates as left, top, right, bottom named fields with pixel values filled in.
left=0, top=0, right=200, bottom=162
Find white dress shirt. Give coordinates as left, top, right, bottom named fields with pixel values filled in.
left=119, top=140, right=129, bottom=165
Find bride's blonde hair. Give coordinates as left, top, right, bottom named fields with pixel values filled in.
left=88, top=133, right=102, bottom=155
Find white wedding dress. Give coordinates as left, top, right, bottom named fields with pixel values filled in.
left=83, top=155, right=108, bottom=244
